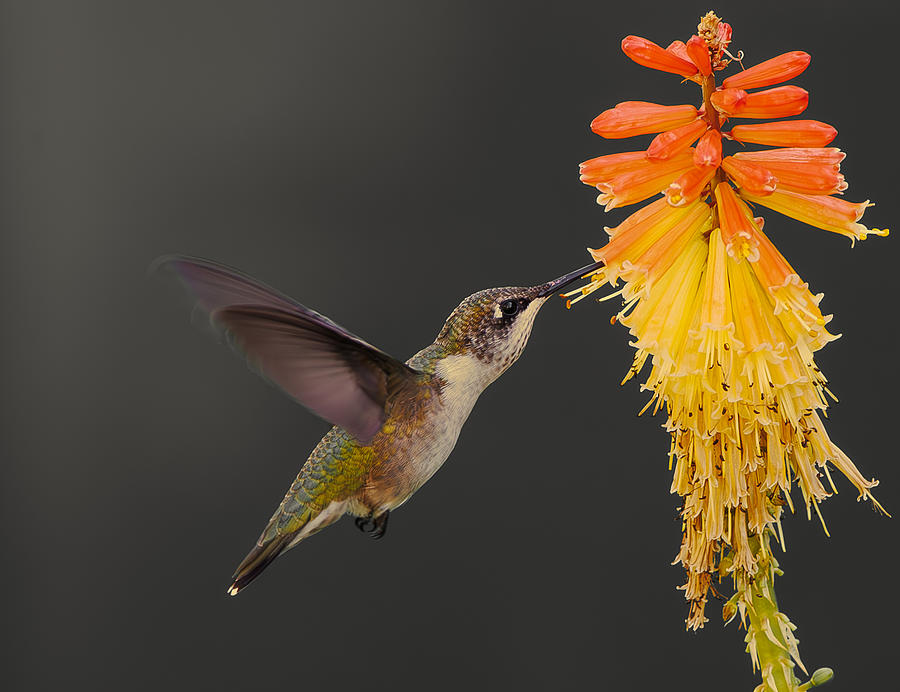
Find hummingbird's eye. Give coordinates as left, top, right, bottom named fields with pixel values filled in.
left=499, top=299, right=519, bottom=316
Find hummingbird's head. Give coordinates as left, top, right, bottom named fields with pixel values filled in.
left=435, top=261, right=602, bottom=384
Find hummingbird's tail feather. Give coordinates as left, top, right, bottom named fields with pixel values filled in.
left=227, top=497, right=351, bottom=596
left=227, top=533, right=294, bottom=596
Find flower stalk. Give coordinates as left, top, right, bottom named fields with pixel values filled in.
left=741, top=531, right=804, bottom=691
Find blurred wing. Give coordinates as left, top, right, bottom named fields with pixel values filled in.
left=157, top=254, right=323, bottom=314
left=156, top=256, right=418, bottom=443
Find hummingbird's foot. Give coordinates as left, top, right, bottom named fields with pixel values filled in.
left=355, top=511, right=390, bottom=540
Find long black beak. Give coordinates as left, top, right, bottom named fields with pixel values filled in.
left=536, top=260, right=604, bottom=298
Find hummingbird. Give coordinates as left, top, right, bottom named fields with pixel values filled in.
left=158, top=256, right=600, bottom=595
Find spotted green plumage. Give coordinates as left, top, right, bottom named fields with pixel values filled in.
left=262, top=428, right=372, bottom=540
left=252, top=364, right=436, bottom=545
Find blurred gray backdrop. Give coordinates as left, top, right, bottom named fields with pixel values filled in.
left=2, top=1, right=897, bottom=690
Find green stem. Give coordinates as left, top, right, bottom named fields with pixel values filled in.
left=744, top=532, right=804, bottom=692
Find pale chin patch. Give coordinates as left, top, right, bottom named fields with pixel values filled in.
left=501, top=299, right=544, bottom=362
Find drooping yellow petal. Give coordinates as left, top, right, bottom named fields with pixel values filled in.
left=740, top=189, right=887, bottom=243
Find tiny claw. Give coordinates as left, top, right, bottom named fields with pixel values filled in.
left=355, top=511, right=390, bottom=539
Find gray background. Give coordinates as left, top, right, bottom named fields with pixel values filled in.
left=3, top=1, right=897, bottom=690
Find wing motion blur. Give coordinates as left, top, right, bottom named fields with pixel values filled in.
left=156, top=256, right=418, bottom=443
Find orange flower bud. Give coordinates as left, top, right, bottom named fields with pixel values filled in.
left=666, top=165, right=717, bottom=207
left=595, top=150, right=695, bottom=210
left=734, top=147, right=844, bottom=166
left=714, top=182, right=759, bottom=261
left=686, top=36, right=712, bottom=76
left=622, top=35, right=699, bottom=77
left=711, top=86, right=808, bottom=119
left=646, top=119, right=707, bottom=161
left=750, top=222, right=798, bottom=290
left=693, top=130, right=722, bottom=167
left=722, top=156, right=777, bottom=195
left=710, top=88, right=746, bottom=114
left=733, top=151, right=846, bottom=195
left=665, top=40, right=691, bottom=64
left=726, top=120, right=837, bottom=147
left=722, top=51, right=811, bottom=90
left=579, top=151, right=648, bottom=186
left=591, top=102, right=700, bottom=139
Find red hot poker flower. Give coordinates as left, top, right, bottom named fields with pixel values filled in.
left=569, top=13, right=888, bottom=688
